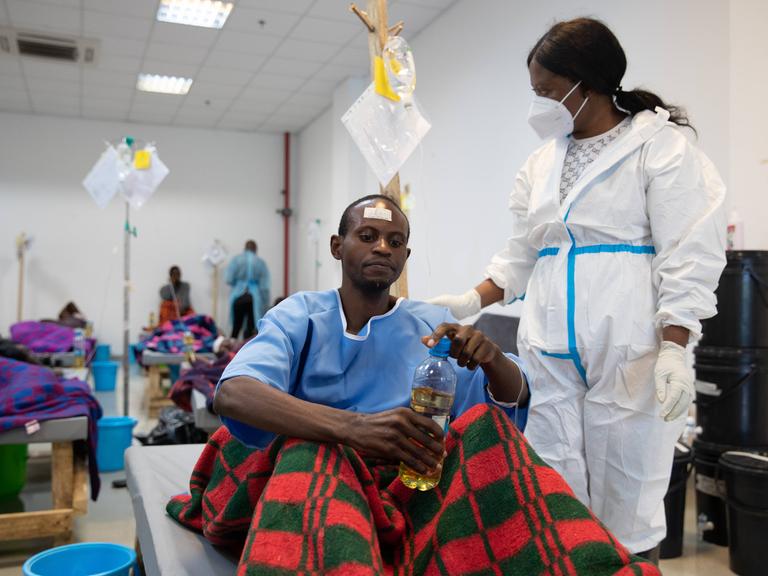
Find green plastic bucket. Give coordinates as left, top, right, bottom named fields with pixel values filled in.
left=0, top=444, right=29, bottom=499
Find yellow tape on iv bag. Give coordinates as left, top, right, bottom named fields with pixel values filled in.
left=374, top=56, right=400, bottom=102
left=134, top=149, right=152, bottom=170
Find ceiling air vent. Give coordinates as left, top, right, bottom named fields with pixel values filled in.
left=17, top=33, right=78, bottom=61
left=0, top=28, right=99, bottom=66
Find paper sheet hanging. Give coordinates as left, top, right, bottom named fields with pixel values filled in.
left=342, top=82, right=431, bottom=187
left=82, top=145, right=120, bottom=209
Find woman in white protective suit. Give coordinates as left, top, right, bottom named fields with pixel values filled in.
left=430, top=18, right=726, bottom=561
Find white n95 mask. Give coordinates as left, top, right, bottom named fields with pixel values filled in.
left=527, top=81, right=589, bottom=140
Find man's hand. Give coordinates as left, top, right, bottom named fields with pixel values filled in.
left=423, top=323, right=501, bottom=370
left=348, top=408, right=445, bottom=474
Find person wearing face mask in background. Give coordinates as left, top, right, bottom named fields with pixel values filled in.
left=226, top=240, right=271, bottom=340
left=429, top=18, right=726, bottom=561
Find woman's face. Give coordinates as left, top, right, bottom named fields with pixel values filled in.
left=529, top=58, right=589, bottom=128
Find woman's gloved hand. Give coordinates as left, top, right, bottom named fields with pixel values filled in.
left=427, top=289, right=482, bottom=320
left=654, top=341, right=695, bottom=421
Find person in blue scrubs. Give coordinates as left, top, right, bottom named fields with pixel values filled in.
left=214, top=194, right=529, bottom=475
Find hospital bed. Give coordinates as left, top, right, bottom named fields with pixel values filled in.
left=125, top=444, right=237, bottom=575
left=140, top=351, right=215, bottom=418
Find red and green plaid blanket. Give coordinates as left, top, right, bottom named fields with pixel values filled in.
left=168, top=404, right=659, bottom=575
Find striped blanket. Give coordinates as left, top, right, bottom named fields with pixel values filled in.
left=168, top=404, right=658, bottom=575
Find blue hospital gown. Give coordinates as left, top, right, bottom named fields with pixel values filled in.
left=218, top=290, right=528, bottom=448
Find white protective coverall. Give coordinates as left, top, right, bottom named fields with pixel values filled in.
left=485, top=107, right=726, bottom=552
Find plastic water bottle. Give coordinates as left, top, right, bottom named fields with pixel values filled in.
left=399, top=337, right=457, bottom=491
left=73, top=328, right=85, bottom=368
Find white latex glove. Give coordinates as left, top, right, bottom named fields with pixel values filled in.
left=427, top=289, right=482, bottom=320
left=654, top=341, right=695, bottom=421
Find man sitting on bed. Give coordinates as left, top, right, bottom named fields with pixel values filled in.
left=167, top=195, right=658, bottom=576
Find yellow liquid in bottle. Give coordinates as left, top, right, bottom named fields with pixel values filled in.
left=398, top=387, right=454, bottom=491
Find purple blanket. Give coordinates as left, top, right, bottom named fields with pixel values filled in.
left=135, top=314, right=218, bottom=359
left=0, top=357, right=103, bottom=499
left=11, top=321, right=74, bottom=353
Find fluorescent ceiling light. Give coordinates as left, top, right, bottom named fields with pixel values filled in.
left=157, top=0, right=234, bottom=29
left=137, top=74, right=193, bottom=95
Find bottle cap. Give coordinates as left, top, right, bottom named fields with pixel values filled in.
left=429, top=336, right=451, bottom=358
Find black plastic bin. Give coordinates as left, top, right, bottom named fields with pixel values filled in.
left=699, top=250, right=768, bottom=348
left=693, top=439, right=733, bottom=546
left=660, top=442, right=694, bottom=559
left=720, top=451, right=768, bottom=576
left=694, top=346, right=768, bottom=446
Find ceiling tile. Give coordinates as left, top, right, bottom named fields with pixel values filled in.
left=217, top=116, right=269, bottom=131
left=140, top=60, right=198, bottom=78
left=0, top=100, right=32, bottom=113
left=247, top=72, right=305, bottom=91
left=399, top=0, right=456, bottom=9
left=131, top=92, right=184, bottom=112
left=0, top=74, right=26, bottom=91
left=83, top=0, right=158, bottom=19
left=282, top=91, right=329, bottom=110
left=204, top=49, right=266, bottom=72
left=145, top=41, right=210, bottom=66
left=228, top=8, right=301, bottom=36
left=6, top=0, right=81, bottom=35
left=129, top=109, right=176, bottom=124
left=274, top=101, right=325, bottom=117
left=273, top=38, right=340, bottom=63
left=26, top=77, right=80, bottom=96
left=0, top=87, right=29, bottom=104
left=260, top=57, right=321, bottom=78
left=290, top=17, right=359, bottom=45
left=83, top=68, right=137, bottom=88
left=84, top=10, right=152, bottom=41
left=298, top=76, right=339, bottom=97
left=183, top=93, right=236, bottom=111
left=307, top=0, right=358, bottom=21
left=174, top=114, right=219, bottom=128
left=229, top=98, right=281, bottom=115
left=187, top=81, right=242, bottom=99
left=100, top=37, right=146, bottom=58
left=235, top=0, right=313, bottom=15
left=329, top=45, right=369, bottom=68
left=83, top=95, right=132, bottom=110
left=96, top=55, right=142, bottom=73
left=28, top=0, right=79, bottom=8
left=82, top=82, right=134, bottom=100
left=31, top=92, right=78, bottom=109
left=216, top=30, right=282, bottom=55
left=195, top=66, right=254, bottom=86
left=82, top=108, right=130, bottom=121
left=387, top=2, right=442, bottom=35
left=150, top=21, right=218, bottom=48
left=312, top=62, right=361, bottom=84
left=21, top=58, right=80, bottom=82
left=36, top=104, right=80, bottom=117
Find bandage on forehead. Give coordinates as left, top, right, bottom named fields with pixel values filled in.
left=363, top=206, right=392, bottom=221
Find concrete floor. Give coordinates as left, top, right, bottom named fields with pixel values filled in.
left=0, top=365, right=735, bottom=575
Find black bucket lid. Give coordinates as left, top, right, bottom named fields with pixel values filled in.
left=719, top=451, right=768, bottom=475
left=726, top=250, right=768, bottom=262
left=693, top=438, right=757, bottom=456
left=694, top=346, right=768, bottom=361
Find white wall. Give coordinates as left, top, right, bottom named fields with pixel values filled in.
left=294, top=0, right=732, bottom=312
left=730, top=0, right=768, bottom=249
left=0, top=112, right=284, bottom=352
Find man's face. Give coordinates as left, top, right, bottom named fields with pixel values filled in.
left=331, top=200, right=410, bottom=293
left=170, top=269, right=181, bottom=284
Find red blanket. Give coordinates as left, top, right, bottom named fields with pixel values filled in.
left=168, top=404, right=659, bottom=575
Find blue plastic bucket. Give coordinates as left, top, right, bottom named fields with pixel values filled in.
left=22, top=542, right=136, bottom=576
left=94, top=344, right=111, bottom=362
left=92, top=361, right=119, bottom=392
left=96, top=417, right=137, bottom=472
left=168, top=364, right=181, bottom=384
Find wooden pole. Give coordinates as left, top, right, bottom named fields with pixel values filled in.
left=16, top=233, right=25, bottom=323
left=352, top=0, right=409, bottom=298
left=212, top=264, right=219, bottom=323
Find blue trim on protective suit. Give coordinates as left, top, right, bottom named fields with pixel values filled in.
left=538, top=244, right=656, bottom=258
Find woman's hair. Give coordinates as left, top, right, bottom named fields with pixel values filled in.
left=527, top=17, right=694, bottom=131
